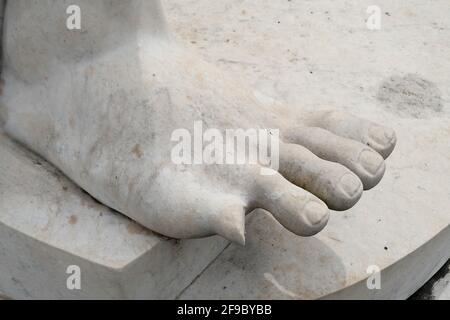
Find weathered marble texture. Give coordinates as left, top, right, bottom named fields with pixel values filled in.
left=0, top=131, right=228, bottom=299
left=169, top=0, right=450, bottom=299
left=0, top=0, right=449, bottom=299
left=1, top=0, right=397, bottom=244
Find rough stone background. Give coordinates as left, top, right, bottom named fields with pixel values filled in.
left=411, top=259, right=449, bottom=300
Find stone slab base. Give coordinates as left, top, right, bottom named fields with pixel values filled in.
left=0, top=133, right=228, bottom=299
left=179, top=120, right=450, bottom=299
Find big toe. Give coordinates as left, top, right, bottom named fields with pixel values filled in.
left=305, top=110, right=397, bottom=159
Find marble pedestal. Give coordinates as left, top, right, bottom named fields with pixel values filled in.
left=1, top=0, right=449, bottom=299
left=0, top=132, right=228, bottom=299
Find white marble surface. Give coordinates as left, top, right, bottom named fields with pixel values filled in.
left=0, top=0, right=449, bottom=299
left=169, top=0, right=450, bottom=299
left=0, top=131, right=228, bottom=299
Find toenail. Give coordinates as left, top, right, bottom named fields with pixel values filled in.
left=369, top=126, right=395, bottom=146
left=359, top=150, right=384, bottom=175
left=305, top=202, right=328, bottom=226
left=339, top=174, right=362, bottom=198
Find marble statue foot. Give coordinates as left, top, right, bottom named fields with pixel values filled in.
left=0, top=0, right=396, bottom=244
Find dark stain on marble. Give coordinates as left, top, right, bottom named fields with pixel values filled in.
left=377, top=74, right=443, bottom=118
